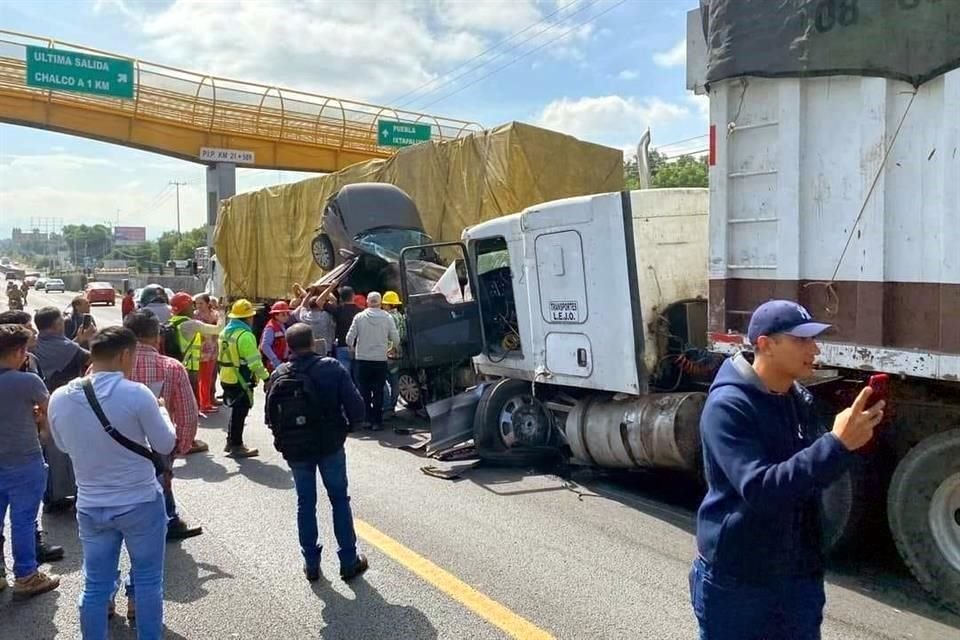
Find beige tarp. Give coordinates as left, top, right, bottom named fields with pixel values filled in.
left=213, top=121, right=623, bottom=299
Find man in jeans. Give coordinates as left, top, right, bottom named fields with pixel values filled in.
left=48, top=327, right=176, bottom=640
left=0, top=324, right=61, bottom=599
left=345, top=292, right=399, bottom=431
left=0, top=310, right=65, bottom=568
left=265, top=323, right=368, bottom=582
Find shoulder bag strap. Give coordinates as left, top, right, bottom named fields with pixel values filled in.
left=80, top=378, right=166, bottom=475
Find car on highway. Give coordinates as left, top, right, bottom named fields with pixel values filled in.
left=85, top=281, right=116, bottom=306
left=44, top=278, right=65, bottom=293
left=24, top=275, right=39, bottom=287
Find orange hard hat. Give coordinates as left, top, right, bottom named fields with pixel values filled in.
left=170, top=292, right=194, bottom=314
left=354, top=293, right=367, bottom=309
left=270, top=301, right=291, bottom=314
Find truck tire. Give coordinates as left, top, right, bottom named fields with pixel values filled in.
left=473, top=379, right=558, bottom=466
left=820, top=456, right=881, bottom=555
left=888, top=429, right=960, bottom=613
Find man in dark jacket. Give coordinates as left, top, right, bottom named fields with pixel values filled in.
left=265, top=322, right=368, bottom=583
left=691, top=300, right=886, bottom=639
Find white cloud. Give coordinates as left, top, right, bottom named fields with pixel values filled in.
left=90, top=0, right=602, bottom=106
left=0, top=153, right=115, bottom=171
left=689, top=92, right=709, bottom=123
left=435, top=0, right=542, bottom=33
left=535, top=95, right=690, bottom=146
left=653, top=38, right=686, bottom=68
left=618, top=70, right=639, bottom=80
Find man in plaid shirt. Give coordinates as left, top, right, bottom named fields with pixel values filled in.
left=124, top=310, right=203, bottom=542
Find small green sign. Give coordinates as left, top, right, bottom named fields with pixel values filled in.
left=377, top=120, right=432, bottom=148
left=25, top=45, right=134, bottom=100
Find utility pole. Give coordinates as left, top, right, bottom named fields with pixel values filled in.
left=169, top=181, right=187, bottom=241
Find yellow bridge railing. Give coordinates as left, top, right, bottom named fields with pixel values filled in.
left=0, top=30, right=482, bottom=172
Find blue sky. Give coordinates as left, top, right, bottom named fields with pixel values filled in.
left=0, top=0, right=707, bottom=239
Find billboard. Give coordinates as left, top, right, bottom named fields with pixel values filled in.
left=114, top=225, right=146, bottom=246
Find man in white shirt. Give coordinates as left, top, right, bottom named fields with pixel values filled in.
left=48, top=327, right=175, bottom=639
left=345, top=292, right=399, bottom=431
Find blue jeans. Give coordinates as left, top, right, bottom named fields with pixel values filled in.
left=288, top=448, right=359, bottom=572
left=0, top=455, right=46, bottom=579
left=689, top=557, right=825, bottom=640
left=118, top=470, right=178, bottom=600
left=384, top=365, right=400, bottom=412
left=335, top=347, right=356, bottom=383
left=77, top=493, right=167, bottom=640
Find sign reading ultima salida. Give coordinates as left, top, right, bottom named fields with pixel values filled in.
left=25, top=46, right=134, bottom=99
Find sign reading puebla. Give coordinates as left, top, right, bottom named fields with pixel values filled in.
left=25, top=45, right=135, bottom=99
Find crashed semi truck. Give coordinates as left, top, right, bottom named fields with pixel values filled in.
left=395, top=4, right=960, bottom=611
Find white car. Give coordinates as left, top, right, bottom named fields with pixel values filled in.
left=44, top=278, right=65, bottom=293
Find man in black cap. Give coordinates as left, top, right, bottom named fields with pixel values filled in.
left=690, top=300, right=887, bottom=639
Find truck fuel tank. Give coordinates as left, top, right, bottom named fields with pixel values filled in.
left=565, top=392, right=706, bottom=473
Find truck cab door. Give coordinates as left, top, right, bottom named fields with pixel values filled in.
left=400, top=242, right=483, bottom=367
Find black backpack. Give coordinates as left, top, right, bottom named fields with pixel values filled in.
left=266, top=360, right=321, bottom=441
left=160, top=317, right=188, bottom=362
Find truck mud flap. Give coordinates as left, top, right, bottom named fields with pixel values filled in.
left=425, top=384, right=487, bottom=455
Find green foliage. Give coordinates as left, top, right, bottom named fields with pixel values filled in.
left=652, top=155, right=708, bottom=188
left=623, top=150, right=708, bottom=189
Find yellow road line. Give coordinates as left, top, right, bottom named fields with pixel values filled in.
left=355, top=518, right=555, bottom=640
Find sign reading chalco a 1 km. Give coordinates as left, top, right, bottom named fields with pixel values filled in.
left=25, top=45, right=134, bottom=99
left=377, top=120, right=432, bottom=148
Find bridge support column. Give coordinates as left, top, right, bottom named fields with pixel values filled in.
left=205, top=162, right=236, bottom=248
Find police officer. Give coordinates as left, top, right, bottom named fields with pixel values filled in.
left=691, top=300, right=886, bottom=639
left=218, top=300, right=269, bottom=458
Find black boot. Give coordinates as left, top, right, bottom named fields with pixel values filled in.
left=36, top=529, right=64, bottom=563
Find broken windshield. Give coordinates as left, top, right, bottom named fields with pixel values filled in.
left=355, top=228, right=433, bottom=261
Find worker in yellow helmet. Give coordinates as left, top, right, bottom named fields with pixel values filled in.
left=218, top=299, right=270, bottom=458
left=381, top=291, right=406, bottom=421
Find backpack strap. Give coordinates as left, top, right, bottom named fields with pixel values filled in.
left=80, top=378, right=166, bottom=476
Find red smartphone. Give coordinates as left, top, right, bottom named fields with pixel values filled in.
left=860, top=374, right=891, bottom=454
left=867, top=374, right=890, bottom=410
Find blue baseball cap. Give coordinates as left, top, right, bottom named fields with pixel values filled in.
left=747, top=300, right=831, bottom=345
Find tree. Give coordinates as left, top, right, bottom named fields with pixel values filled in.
left=652, top=155, right=708, bottom=188
left=623, top=150, right=707, bottom=189
left=62, top=224, right=113, bottom=263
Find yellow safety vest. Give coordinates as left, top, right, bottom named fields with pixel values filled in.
left=171, top=315, right=202, bottom=372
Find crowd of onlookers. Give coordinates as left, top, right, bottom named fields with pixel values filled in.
left=0, top=280, right=407, bottom=637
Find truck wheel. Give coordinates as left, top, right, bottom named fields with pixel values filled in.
left=821, top=456, right=881, bottom=555
left=473, top=379, right=559, bottom=466
left=888, top=429, right=960, bottom=613
left=311, top=234, right=335, bottom=270
left=397, top=370, right=424, bottom=410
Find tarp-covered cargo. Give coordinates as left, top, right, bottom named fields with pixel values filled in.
left=213, top=122, right=623, bottom=299
left=700, top=0, right=960, bottom=87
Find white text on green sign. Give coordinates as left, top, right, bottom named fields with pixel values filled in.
left=378, top=120, right=432, bottom=147
left=25, top=46, right=134, bottom=100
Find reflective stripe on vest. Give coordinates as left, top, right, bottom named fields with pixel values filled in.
left=171, top=316, right=202, bottom=372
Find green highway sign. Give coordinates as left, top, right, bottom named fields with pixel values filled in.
left=377, top=120, right=432, bottom=147
left=25, top=45, right=134, bottom=100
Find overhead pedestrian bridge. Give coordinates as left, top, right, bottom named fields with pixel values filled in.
left=0, top=30, right=481, bottom=173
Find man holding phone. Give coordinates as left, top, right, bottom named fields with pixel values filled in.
left=691, top=300, right=887, bottom=639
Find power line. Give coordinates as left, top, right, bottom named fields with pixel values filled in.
left=655, top=134, right=709, bottom=149
left=404, top=0, right=605, bottom=110
left=416, top=0, right=629, bottom=111
left=388, top=0, right=586, bottom=107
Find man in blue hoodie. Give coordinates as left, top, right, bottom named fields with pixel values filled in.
left=691, top=300, right=886, bottom=639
